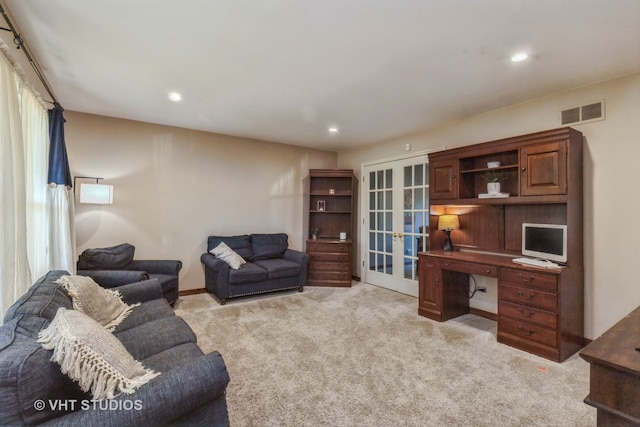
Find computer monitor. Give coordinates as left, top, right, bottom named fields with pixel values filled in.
left=522, top=223, right=567, bottom=263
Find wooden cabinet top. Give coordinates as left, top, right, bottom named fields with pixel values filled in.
left=428, top=127, right=582, bottom=160
left=580, top=306, right=640, bottom=375
left=309, top=169, right=354, bottom=178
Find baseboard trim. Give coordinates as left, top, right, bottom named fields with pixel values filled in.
left=179, top=288, right=207, bottom=296
left=470, top=307, right=497, bottom=321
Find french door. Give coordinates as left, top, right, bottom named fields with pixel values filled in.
left=362, top=155, right=429, bottom=297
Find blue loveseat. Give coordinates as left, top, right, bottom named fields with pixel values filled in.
left=0, top=270, right=230, bottom=426
left=201, top=233, right=309, bottom=305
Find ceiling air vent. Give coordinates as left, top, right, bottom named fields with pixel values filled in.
left=561, top=100, right=605, bottom=125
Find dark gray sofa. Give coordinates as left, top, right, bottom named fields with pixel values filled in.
left=201, top=233, right=309, bottom=305
left=0, top=270, right=230, bottom=426
left=76, top=243, right=182, bottom=306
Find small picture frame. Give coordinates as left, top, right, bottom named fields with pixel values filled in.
left=317, top=200, right=326, bottom=211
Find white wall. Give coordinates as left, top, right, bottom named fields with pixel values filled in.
left=66, top=112, right=337, bottom=291
left=338, top=72, right=640, bottom=339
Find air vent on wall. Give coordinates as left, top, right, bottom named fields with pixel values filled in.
left=561, top=100, right=605, bottom=125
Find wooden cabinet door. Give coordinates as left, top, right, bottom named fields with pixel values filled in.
left=520, top=141, right=567, bottom=196
left=418, top=257, right=442, bottom=319
left=429, top=159, right=457, bottom=200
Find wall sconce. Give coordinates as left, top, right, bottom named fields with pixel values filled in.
left=74, top=176, right=114, bottom=204
left=438, top=214, right=460, bottom=251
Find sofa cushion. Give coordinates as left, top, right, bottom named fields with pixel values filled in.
left=77, top=243, right=135, bottom=270
left=210, top=242, right=246, bottom=270
left=113, top=299, right=176, bottom=333
left=3, top=270, right=73, bottom=336
left=228, top=263, right=268, bottom=285
left=254, top=258, right=302, bottom=280
left=38, top=308, right=160, bottom=400
left=250, top=233, right=288, bottom=261
left=141, top=342, right=204, bottom=372
left=0, top=316, right=90, bottom=425
left=207, top=235, right=253, bottom=260
left=56, top=275, right=139, bottom=331
left=115, top=316, right=197, bottom=360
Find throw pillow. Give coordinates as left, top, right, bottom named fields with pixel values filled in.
left=38, top=308, right=159, bottom=400
left=56, top=275, right=139, bottom=331
left=77, top=243, right=135, bottom=270
left=210, top=242, right=246, bottom=270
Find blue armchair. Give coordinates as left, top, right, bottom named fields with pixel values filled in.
left=77, top=243, right=182, bottom=305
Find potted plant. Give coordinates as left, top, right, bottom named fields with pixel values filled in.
left=481, top=171, right=506, bottom=195
left=311, top=228, right=320, bottom=240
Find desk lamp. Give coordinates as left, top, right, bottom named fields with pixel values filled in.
left=438, top=214, right=460, bottom=251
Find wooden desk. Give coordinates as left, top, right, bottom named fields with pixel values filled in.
left=418, top=250, right=584, bottom=362
left=580, top=306, right=640, bottom=426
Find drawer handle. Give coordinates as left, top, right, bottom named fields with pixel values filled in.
left=518, top=326, right=535, bottom=336
left=486, top=269, right=491, bottom=274
left=517, top=290, right=535, bottom=300
left=518, top=273, right=535, bottom=282
left=517, top=307, right=535, bottom=318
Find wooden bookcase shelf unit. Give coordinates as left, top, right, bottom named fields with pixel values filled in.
left=305, top=169, right=355, bottom=287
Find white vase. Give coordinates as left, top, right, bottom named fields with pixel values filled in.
left=487, top=182, right=501, bottom=195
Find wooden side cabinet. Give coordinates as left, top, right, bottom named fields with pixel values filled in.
left=418, top=254, right=470, bottom=322
left=580, top=306, right=640, bottom=426
left=418, top=255, right=442, bottom=320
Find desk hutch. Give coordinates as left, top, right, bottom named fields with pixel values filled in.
left=419, top=127, right=584, bottom=362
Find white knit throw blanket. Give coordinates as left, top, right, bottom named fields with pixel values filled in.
left=56, top=275, right=139, bottom=331
left=38, top=308, right=159, bottom=400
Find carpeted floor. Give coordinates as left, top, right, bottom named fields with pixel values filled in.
left=174, top=282, right=596, bottom=426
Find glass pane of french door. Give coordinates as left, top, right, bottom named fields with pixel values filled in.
left=363, top=156, right=428, bottom=297
left=402, top=163, right=429, bottom=281
left=368, top=168, right=393, bottom=275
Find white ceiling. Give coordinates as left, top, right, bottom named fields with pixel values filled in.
left=4, top=1, right=640, bottom=151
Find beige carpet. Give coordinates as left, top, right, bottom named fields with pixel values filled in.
left=174, top=282, right=596, bottom=426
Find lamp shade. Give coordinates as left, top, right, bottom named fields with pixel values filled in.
left=438, top=214, right=460, bottom=231
left=79, top=183, right=113, bottom=204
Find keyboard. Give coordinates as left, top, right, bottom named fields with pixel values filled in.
left=512, top=257, right=559, bottom=268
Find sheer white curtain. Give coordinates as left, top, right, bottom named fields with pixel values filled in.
left=0, top=41, right=74, bottom=316
left=0, top=49, right=32, bottom=314
left=21, top=80, right=52, bottom=280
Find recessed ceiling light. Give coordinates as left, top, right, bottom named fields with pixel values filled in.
left=168, top=92, right=182, bottom=102
left=328, top=126, right=339, bottom=134
left=511, top=53, right=529, bottom=63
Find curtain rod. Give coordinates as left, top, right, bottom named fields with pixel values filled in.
left=0, top=3, right=60, bottom=107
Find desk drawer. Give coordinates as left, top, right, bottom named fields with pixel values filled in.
left=499, top=317, right=557, bottom=348
left=309, top=261, right=350, bottom=272
left=309, top=253, right=350, bottom=264
left=499, top=300, right=557, bottom=330
left=499, top=284, right=557, bottom=312
left=308, top=271, right=351, bottom=282
left=307, top=242, right=350, bottom=253
left=500, top=268, right=557, bottom=292
left=440, top=260, right=498, bottom=278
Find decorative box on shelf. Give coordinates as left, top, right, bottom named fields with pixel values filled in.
left=478, top=193, right=510, bottom=198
